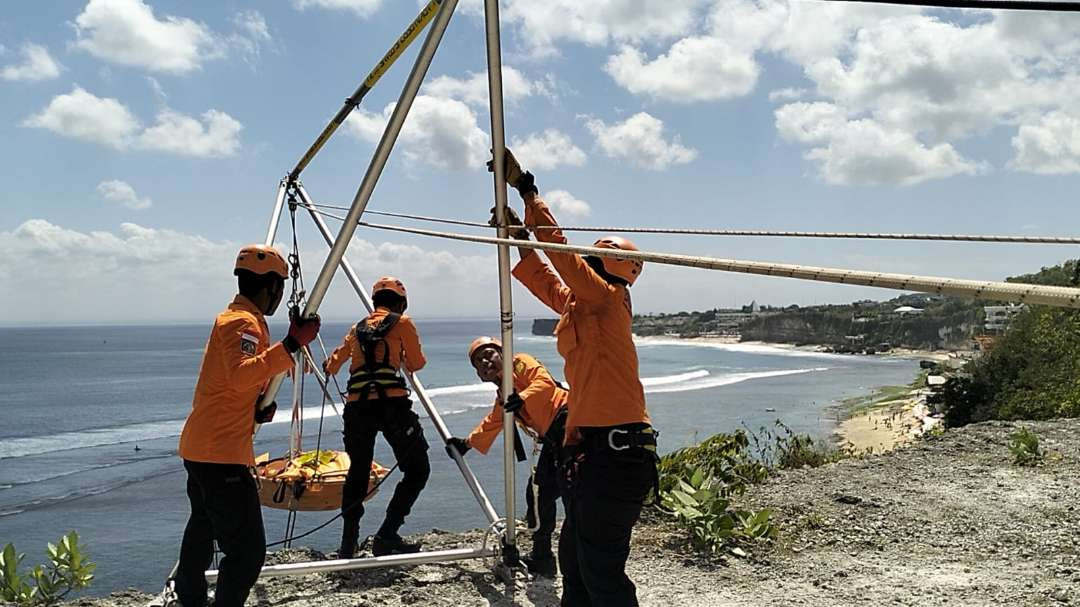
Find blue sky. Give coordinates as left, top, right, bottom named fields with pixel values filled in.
left=2, top=0, right=1079, bottom=324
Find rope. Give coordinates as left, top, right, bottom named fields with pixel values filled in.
left=297, top=204, right=1080, bottom=308
left=818, top=0, right=1080, bottom=11
left=302, top=202, right=1080, bottom=245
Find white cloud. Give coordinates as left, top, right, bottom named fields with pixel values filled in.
left=97, top=179, right=152, bottom=210
left=1, top=43, right=62, bottom=82
left=345, top=95, right=488, bottom=170
left=22, top=86, right=140, bottom=149
left=768, top=87, right=807, bottom=103
left=73, top=0, right=222, bottom=74
left=775, top=102, right=984, bottom=186
left=670, top=1, right=1080, bottom=182
left=544, top=190, right=591, bottom=218
left=425, top=66, right=535, bottom=107
left=509, top=130, right=586, bottom=170
left=501, top=0, right=710, bottom=58
left=228, top=10, right=274, bottom=67
left=585, top=112, right=697, bottom=170
left=1010, top=111, right=1080, bottom=175
left=0, top=219, right=501, bottom=323
left=23, top=87, right=242, bottom=158
left=605, top=38, right=759, bottom=102
left=291, top=0, right=385, bottom=17
left=137, top=109, right=242, bottom=158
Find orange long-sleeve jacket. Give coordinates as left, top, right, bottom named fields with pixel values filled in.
left=466, top=353, right=569, bottom=455
left=325, top=307, right=426, bottom=401
left=512, top=197, right=650, bottom=437
left=179, top=295, right=294, bottom=466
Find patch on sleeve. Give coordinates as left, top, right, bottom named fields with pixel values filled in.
left=240, top=332, right=259, bottom=356
left=513, top=358, right=527, bottom=375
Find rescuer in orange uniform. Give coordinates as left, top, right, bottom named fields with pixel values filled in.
left=490, top=150, right=658, bottom=606
left=445, top=337, right=568, bottom=576
left=324, top=276, right=430, bottom=558
left=174, top=244, right=321, bottom=607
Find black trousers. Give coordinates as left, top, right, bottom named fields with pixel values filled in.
left=175, top=460, right=265, bottom=607
left=341, top=397, right=430, bottom=536
left=558, top=446, right=655, bottom=607
left=525, top=439, right=561, bottom=554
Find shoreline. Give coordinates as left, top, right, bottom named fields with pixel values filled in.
left=635, top=334, right=952, bottom=453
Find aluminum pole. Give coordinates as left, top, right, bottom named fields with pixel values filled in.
left=256, top=0, right=459, bottom=417
left=297, top=184, right=499, bottom=524
left=207, top=547, right=494, bottom=581
left=265, top=179, right=288, bottom=245
left=482, top=0, right=518, bottom=556
left=287, top=0, right=444, bottom=182
left=303, top=0, right=459, bottom=316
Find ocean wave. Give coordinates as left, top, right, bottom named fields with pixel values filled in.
left=1, top=366, right=828, bottom=459
left=634, top=337, right=854, bottom=361
left=0, top=467, right=179, bottom=516
left=646, top=367, right=828, bottom=394
left=0, top=406, right=334, bottom=460
left=4, top=453, right=176, bottom=486
left=425, top=383, right=495, bottom=397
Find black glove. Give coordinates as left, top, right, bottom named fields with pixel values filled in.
left=514, top=171, right=538, bottom=198
left=255, top=400, right=277, bottom=424
left=502, top=392, right=525, bottom=414
left=282, top=309, right=321, bottom=353
left=446, top=436, right=471, bottom=458
left=488, top=205, right=529, bottom=240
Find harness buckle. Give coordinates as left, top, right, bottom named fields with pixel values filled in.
left=607, top=428, right=630, bottom=451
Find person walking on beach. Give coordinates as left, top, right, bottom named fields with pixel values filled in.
left=446, top=337, right=568, bottom=576
left=323, top=276, right=430, bottom=558
left=174, top=244, right=321, bottom=607
left=490, top=150, right=658, bottom=606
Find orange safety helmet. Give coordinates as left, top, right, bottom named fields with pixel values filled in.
left=467, top=336, right=502, bottom=363
left=234, top=244, right=289, bottom=278
left=371, top=276, right=407, bottom=299
left=591, top=236, right=643, bottom=286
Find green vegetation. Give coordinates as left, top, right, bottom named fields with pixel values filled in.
left=657, top=423, right=854, bottom=556
left=633, top=294, right=981, bottom=349
left=1008, top=427, right=1043, bottom=466
left=937, top=260, right=1080, bottom=425
left=0, top=533, right=95, bottom=606
left=738, top=294, right=980, bottom=350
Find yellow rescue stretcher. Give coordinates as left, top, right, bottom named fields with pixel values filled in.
left=255, top=449, right=389, bottom=511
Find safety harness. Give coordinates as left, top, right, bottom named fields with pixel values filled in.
left=347, top=312, right=409, bottom=401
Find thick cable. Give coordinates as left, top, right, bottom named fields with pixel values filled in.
left=305, top=210, right=1080, bottom=308
left=303, top=203, right=1080, bottom=245
left=818, top=0, right=1080, bottom=11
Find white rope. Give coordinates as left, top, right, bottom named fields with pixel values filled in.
left=305, top=203, right=1080, bottom=245
left=349, top=218, right=1080, bottom=309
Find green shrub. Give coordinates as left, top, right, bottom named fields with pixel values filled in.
left=939, top=259, right=1080, bottom=425
left=661, top=464, right=777, bottom=555
left=1008, top=427, right=1043, bottom=466
left=0, top=533, right=95, bottom=606
left=750, top=421, right=852, bottom=470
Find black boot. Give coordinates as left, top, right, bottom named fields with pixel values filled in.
left=522, top=549, right=557, bottom=577
left=337, top=519, right=360, bottom=559
left=372, top=533, right=422, bottom=556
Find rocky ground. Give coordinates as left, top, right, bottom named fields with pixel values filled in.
left=61, top=419, right=1080, bottom=606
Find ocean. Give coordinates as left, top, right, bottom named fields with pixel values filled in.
left=0, top=320, right=918, bottom=595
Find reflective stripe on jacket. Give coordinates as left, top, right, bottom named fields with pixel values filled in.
left=466, top=353, right=569, bottom=455
left=325, top=307, right=426, bottom=401
left=513, top=197, right=650, bottom=438
left=179, top=295, right=294, bottom=466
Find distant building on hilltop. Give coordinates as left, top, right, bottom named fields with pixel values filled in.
left=983, top=305, right=1024, bottom=333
